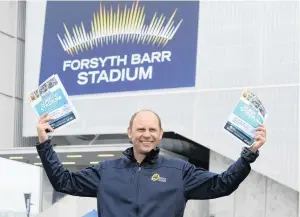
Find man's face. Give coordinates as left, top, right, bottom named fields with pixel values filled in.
left=128, top=111, right=163, bottom=154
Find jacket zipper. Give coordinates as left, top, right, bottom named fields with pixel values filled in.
left=136, top=165, right=141, bottom=216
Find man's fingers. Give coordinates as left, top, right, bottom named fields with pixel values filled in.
left=37, top=123, right=54, bottom=132
left=254, top=135, right=265, bottom=144
left=254, top=135, right=262, bottom=141
left=45, top=123, right=54, bottom=132
left=40, top=117, right=55, bottom=124
left=252, top=125, right=267, bottom=150
left=47, top=125, right=54, bottom=132
left=256, top=131, right=265, bottom=137
left=39, top=113, right=48, bottom=121
left=256, top=126, right=266, bottom=132
left=38, top=113, right=55, bottom=124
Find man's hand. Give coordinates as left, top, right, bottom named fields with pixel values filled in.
left=36, top=113, right=54, bottom=144
left=250, top=124, right=267, bottom=152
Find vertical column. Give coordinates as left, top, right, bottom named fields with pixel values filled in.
left=0, top=1, right=18, bottom=149
left=15, top=1, right=37, bottom=148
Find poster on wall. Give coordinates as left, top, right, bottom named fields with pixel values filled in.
left=39, top=0, right=199, bottom=96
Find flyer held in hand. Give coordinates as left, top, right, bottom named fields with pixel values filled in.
left=28, top=74, right=78, bottom=130
left=224, top=88, right=268, bottom=147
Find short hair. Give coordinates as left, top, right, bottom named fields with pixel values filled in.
left=128, top=109, right=162, bottom=129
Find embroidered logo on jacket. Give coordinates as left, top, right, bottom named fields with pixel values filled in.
left=151, top=173, right=166, bottom=182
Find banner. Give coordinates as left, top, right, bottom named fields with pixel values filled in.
left=39, top=1, right=199, bottom=96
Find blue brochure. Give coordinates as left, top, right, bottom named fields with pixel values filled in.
left=224, top=88, right=268, bottom=147
left=82, top=209, right=98, bottom=217
left=28, top=74, right=78, bottom=130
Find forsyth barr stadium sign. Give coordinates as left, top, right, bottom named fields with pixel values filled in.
left=39, top=1, right=199, bottom=96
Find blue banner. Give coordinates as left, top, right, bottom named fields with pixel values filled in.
left=40, top=1, right=199, bottom=96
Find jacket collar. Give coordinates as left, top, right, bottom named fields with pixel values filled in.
left=123, top=146, right=160, bottom=165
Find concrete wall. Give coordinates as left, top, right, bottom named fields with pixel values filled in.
left=0, top=1, right=36, bottom=150
left=209, top=150, right=299, bottom=217
left=40, top=165, right=88, bottom=211
left=37, top=195, right=97, bottom=217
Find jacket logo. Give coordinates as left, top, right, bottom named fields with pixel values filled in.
left=151, top=173, right=166, bottom=183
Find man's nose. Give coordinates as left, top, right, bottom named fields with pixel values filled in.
left=142, top=130, right=151, bottom=138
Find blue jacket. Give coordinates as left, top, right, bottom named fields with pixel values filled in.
left=37, top=139, right=258, bottom=217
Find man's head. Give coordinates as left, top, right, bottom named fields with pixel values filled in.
left=127, top=110, right=163, bottom=154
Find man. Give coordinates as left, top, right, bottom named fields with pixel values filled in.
left=36, top=110, right=266, bottom=217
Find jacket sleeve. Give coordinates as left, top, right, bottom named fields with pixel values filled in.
left=36, top=139, right=102, bottom=197
left=182, top=147, right=259, bottom=200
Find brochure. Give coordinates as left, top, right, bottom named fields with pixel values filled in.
left=28, top=74, right=78, bottom=130
left=82, top=210, right=98, bottom=217
left=224, top=88, right=268, bottom=146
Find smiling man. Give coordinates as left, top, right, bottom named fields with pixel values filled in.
left=127, top=110, right=163, bottom=164
left=36, top=109, right=266, bottom=217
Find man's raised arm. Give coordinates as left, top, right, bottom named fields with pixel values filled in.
left=182, top=125, right=266, bottom=200
left=182, top=147, right=258, bottom=200
left=36, top=114, right=102, bottom=197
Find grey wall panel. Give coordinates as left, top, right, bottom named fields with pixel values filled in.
left=0, top=33, right=15, bottom=96
left=0, top=94, right=14, bottom=149
left=17, top=1, right=26, bottom=40
left=196, top=1, right=299, bottom=89
left=234, top=170, right=267, bottom=217
left=184, top=200, right=209, bottom=217
left=13, top=1, right=37, bottom=148
left=15, top=1, right=26, bottom=99
left=0, top=0, right=36, bottom=149
left=265, top=179, right=298, bottom=217
left=0, top=1, right=17, bottom=37
left=259, top=2, right=298, bottom=85
left=15, top=39, right=25, bottom=99
left=209, top=151, right=235, bottom=217
left=209, top=150, right=299, bottom=217
left=14, top=98, right=37, bottom=148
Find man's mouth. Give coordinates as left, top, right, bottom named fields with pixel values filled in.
left=140, top=141, right=153, bottom=144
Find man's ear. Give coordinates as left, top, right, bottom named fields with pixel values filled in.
left=127, top=127, right=132, bottom=140
left=159, top=128, right=164, bottom=140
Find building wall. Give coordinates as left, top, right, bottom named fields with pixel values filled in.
left=0, top=1, right=36, bottom=149
left=209, top=150, right=299, bottom=217
left=22, top=1, right=300, bottom=191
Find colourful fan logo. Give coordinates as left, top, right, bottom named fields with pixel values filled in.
left=57, top=1, right=183, bottom=56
